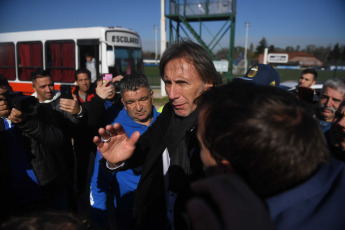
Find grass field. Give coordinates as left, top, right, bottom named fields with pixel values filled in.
left=144, top=65, right=345, bottom=87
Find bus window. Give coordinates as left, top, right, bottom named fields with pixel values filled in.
left=132, top=48, right=143, bottom=73
left=0, top=43, right=15, bottom=80
left=45, top=40, right=75, bottom=83
left=114, top=47, right=143, bottom=76
left=17, top=42, right=43, bottom=81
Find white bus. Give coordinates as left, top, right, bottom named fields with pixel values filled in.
left=0, top=26, right=143, bottom=94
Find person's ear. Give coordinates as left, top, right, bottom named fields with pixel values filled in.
left=150, top=90, right=154, bottom=103
left=121, top=98, right=127, bottom=110
left=203, top=82, right=213, bottom=92
left=220, top=159, right=234, bottom=174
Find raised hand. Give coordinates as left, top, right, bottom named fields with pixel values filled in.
left=95, top=80, right=115, bottom=100
left=93, top=123, right=141, bottom=164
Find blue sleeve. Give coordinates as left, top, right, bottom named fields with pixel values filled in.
left=90, top=150, right=114, bottom=227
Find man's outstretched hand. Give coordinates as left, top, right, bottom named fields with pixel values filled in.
left=93, top=123, right=141, bottom=164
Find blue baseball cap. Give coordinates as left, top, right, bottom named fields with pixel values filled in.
left=243, top=64, right=280, bottom=87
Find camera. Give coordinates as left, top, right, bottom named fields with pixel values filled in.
left=2, top=92, right=39, bottom=116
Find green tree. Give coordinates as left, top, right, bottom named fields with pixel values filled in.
left=328, top=43, right=341, bottom=61
left=249, top=43, right=254, bottom=58
left=285, top=46, right=294, bottom=52
left=268, top=45, right=275, bottom=53
left=255, top=37, right=268, bottom=54
left=215, top=48, right=230, bottom=60
left=142, top=51, right=157, bottom=59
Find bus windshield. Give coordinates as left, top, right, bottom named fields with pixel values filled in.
left=113, top=47, right=143, bottom=76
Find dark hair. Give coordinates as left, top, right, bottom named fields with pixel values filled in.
left=75, top=68, right=91, bottom=81
left=31, top=69, right=52, bottom=83
left=119, top=73, right=151, bottom=95
left=196, top=78, right=330, bottom=198
left=1, top=211, right=93, bottom=230
left=85, top=52, right=93, bottom=57
left=159, top=39, right=222, bottom=87
left=0, top=74, right=12, bottom=92
left=301, top=68, right=318, bottom=80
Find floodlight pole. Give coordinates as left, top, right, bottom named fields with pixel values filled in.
left=154, top=25, right=158, bottom=62
left=160, top=0, right=167, bottom=96
left=244, top=21, right=250, bottom=72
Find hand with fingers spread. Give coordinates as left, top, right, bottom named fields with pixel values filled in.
left=60, top=95, right=81, bottom=115
left=93, top=123, right=141, bottom=164
left=187, top=174, right=276, bottom=230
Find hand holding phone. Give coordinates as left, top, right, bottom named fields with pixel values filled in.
left=60, top=85, right=73, bottom=99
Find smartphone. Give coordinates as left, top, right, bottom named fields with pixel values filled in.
left=60, top=85, right=73, bottom=99
left=102, top=73, right=113, bottom=86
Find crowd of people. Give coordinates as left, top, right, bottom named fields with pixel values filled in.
left=1, top=40, right=345, bottom=230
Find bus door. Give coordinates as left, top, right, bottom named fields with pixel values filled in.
left=77, top=39, right=99, bottom=75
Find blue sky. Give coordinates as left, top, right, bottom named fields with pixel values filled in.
left=0, top=0, right=344, bottom=52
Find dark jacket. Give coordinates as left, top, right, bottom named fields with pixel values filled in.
left=1, top=103, right=73, bottom=186
left=104, top=103, right=204, bottom=230
left=266, top=158, right=345, bottom=230
left=73, top=86, right=105, bottom=139
left=0, top=103, right=74, bottom=210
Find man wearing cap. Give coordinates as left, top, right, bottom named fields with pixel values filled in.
left=243, top=64, right=280, bottom=87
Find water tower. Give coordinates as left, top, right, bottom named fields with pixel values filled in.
left=164, top=0, right=236, bottom=80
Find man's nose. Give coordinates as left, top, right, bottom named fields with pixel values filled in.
left=168, top=84, right=179, bottom=100
left=135, top=102, right=143, bottom=111
left=325, top=98, right=333, bottom=107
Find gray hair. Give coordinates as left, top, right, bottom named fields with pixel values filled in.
left=321, top=78, right=345, bottom=95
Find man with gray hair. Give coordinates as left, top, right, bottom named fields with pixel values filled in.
left=318, top=78, right=345, bottom=133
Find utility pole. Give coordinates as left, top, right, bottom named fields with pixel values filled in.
left=244, top=21, right=250, bottom=73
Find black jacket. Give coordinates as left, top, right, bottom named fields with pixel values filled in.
left=0, top=102, right=74, bottom=221
left=1, top=103, right=73, bottom=187
left=104, top=103, right=204, bottom=230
